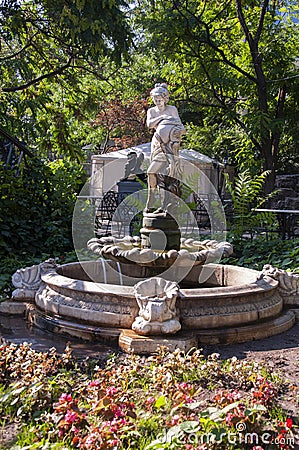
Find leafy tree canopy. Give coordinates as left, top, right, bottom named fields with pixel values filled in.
left=0, top=0, right=132, bottom=155
left=134, top=0, right=299, bottom=189
left=1, top=0, right=132, bottom=92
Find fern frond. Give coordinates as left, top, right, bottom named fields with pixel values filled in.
left=225, top=169, right=272, bottom=239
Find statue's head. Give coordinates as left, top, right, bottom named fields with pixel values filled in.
left=150, top=83, right=169, bottom=103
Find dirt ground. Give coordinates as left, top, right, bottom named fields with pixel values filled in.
left=205, top=321, right=299, bottom=383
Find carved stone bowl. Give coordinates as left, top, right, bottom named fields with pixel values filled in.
left=87, top=236, right=233, bottom=267
left=26, top=260, right=296, bottom=350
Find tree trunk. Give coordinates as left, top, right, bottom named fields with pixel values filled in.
left=262, top=143, right=276, bottom=194
left=236, top=0, right=278, bottom=195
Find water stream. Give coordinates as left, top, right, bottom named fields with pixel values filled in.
left=97, top=258, right=123, bottom=285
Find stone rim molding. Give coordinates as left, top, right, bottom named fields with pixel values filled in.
left=32, top=262, right=282, bottom=330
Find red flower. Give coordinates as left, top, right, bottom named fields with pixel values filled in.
left=285, top=418, right=293, bottom=429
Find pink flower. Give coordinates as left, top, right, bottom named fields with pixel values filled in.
left=170, top=414, right=180, bottom=425
left=146, top=396, right=155, bottom=405
left=113, top=406, right=123, bottom=418
left=184, top=395, right=194, bottom=403
left=118, top=418, right=127, bottom=426
left=59, top=393, right=73, bottom=403
left=65, top=410, right=79, bottom=424
left=106, top=387, right=118, bottom=396
left=88, top=380, right=101, bottom=387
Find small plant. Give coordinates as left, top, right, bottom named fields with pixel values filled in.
left=223, top=236, right=299, bottom=272
left=224, top=169, right=277, bottom=240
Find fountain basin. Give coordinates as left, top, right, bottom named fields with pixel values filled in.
left=26, top=260, right=295, bottom=349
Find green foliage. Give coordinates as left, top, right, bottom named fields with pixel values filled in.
left=183, top=122, right=260, bottom=173
left=0, top=0, right=132, bottom=158
left=224, top=169, right=276, bottom=240
left=224, top=237, right=299, bottom=273
left=0, top=158, right=84, bottom=259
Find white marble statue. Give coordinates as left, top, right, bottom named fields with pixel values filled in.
left=145, top=83, right=185, bottom=215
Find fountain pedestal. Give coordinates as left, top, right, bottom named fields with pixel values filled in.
left=140, top=213, right=181, bottom=251
left=119, top=330, right=197, bottom=354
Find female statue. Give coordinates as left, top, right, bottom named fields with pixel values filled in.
left=144, top=83, right=185, bottom=214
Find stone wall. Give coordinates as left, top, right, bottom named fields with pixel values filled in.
left=271, top=174, right=299, bottom=210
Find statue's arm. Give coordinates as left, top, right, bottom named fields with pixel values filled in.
left=147, top=105, right=182, bottom=129
left=146, top=109, right=162, bottom=129
left=167, top=105, right=180, bottom=119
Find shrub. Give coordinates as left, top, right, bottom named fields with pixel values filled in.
left=0, top=158, right=84, bottom=258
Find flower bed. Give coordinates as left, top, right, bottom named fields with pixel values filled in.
left=0, top=342, right=297, bottom=449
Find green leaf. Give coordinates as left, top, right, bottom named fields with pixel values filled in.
left=154, top=395, right=166, bottom=409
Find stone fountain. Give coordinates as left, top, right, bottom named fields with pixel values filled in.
left=5, top=84, right=299, bottom=354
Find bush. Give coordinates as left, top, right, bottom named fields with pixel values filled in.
left=0, top=158, right=84, bottom=258
left=224, top=236, right=299, bottom=273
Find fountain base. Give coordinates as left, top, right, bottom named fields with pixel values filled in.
left=119, top=330, right=197, bottom=354
left=8, top=260, right=298, bottom=354
left=24, top=304, right=295, bottom=353
left=119, top=311, right=295, bottom=353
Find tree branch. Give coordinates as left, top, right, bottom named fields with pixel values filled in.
left=0, top=34, right=37, bottom=61
left=173, top=1, right=257, bottom=83
left=271, top=83, right=287, bottom=159
left=0, top=125, right=33, bottom=156
left=235, top=0, right=268, bottom=112
left=198, top=58, right=262, bottom=151
left=235, top=0, right=252, bottom=44
left=234, top=115, right=262, bottom=151
left=2, top=57, right=74, bottom=92
left=255, top=0, right=269, bottom=42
